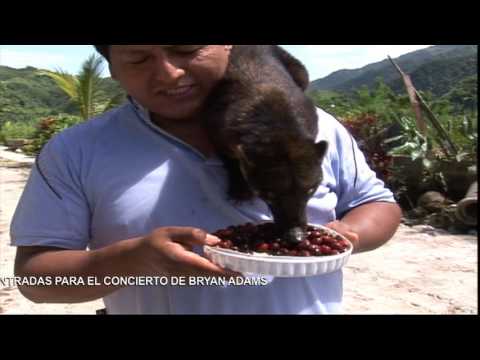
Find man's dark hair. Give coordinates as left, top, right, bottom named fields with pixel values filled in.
left=93, top=45, right=111, bottom=61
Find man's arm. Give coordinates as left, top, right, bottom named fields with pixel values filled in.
left=326, top=201, right=402, bottom=254
left=15, top=240, right=139, bottom=304
left=14, top=227, right=235, bottom=304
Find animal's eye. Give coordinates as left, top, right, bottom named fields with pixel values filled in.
left=307, top=187, right=318, bottom=196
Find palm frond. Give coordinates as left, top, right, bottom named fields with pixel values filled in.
left=102, top=92, right=126, bottom=113
left=76, top=54, right=106, bottom=119
left=38, top=70, right=79, bottom=101
left=38, top=54, right=122, bottom=121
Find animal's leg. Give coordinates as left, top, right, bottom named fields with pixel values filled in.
left=223, top=158, right=255, bottom=202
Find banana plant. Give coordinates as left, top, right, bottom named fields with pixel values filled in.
left=384, top=115, right=432, bottom=169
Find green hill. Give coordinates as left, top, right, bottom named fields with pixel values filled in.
left=0, top=65, right=125, bottom=126
left=388, top=51, right=477, bottom=98
left=308, top=45, right=478, bottom=103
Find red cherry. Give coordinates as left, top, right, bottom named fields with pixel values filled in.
left=219, top=229, right=234, bottom=238
left=339, top=240, right=351, bottom=249
left=298, top=240, right=311, bottom=250
left=255, top=243, right=270, bottom=252
left=213, top=223, right=350, bottom=256
left=308, top=244, right=320, bottom=252
left=319, top=245, right=332, bottom=255
left=322, top=238, right=338, bottom=248
left=270, top=242, right=281, bottom=251
left=220, top=240, right=233, bottom=249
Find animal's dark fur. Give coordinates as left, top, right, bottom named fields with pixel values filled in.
left=203, top=45, right=328, bottom=242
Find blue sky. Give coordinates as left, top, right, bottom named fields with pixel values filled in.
left=0, top=45, right=432, bottom=81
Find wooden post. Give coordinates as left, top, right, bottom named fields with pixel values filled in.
left=388, top=56, right=458, bottom=157
left=388, top=56, right=427, bottom=136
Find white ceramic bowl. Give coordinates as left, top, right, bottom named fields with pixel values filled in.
left=204, top=225, right=353, bottom=278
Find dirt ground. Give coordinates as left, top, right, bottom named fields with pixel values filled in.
left=0, top=154, right=477, bottom=315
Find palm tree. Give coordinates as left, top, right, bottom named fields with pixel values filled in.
left=40, top=54, right=125, bottom=121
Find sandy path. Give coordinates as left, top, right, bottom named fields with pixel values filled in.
left=0, top=152, right=477, bottom=315
left=342, top=225, right=477, bottom=314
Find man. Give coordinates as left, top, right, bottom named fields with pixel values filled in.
left=11, top=45, right=401, bottom=314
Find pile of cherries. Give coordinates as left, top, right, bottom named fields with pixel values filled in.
left=212, top=223, right=351, bottom=257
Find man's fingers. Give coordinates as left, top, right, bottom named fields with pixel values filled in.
left=151, top=227, right=242, bottom=278
left=164, top=227, right=221, bottom=247
left=344, top=231, right=359, bottom=242
left=325, top=221, right=359, bottom=249
left=163, top=242, right=240, bottom=278
left=181, top=250, right=240, bottom=277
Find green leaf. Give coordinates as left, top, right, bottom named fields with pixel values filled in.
left=411, top=150, right=422, bottom=161
left=455, top=152, right=470, bottom=163
left=383, top=135, right=404, bottom=144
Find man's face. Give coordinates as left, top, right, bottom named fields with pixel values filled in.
left=109, top=45, right=232, bottom=120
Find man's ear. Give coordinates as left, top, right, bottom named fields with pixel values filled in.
left=272, top=45, right=310, bottom=91
left=316, top=141, right=328, bottom=160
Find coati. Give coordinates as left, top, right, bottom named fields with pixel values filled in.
left=203, top=45, right=328, bottom=243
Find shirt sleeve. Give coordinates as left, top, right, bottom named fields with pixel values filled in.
left=10, top=133, right=91, bottom=250
left=325, top=113, right=397, bottom=219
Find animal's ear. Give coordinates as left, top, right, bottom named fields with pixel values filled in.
left=272, top=45, right=310, bottom=91
left=316, top=141, right=328, bottom=160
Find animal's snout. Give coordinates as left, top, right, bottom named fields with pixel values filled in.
left=283, top=226, right=305, bottom=244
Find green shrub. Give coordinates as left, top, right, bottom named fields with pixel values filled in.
left=0, top=120, right=37, bottom=142
left=22, top=115, right=82, bottom=155
left=310, top=80, right=478, bottom=210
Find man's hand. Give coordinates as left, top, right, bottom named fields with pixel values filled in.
left=324, top=220, right=360, bottom=251
left=326, top=202, right=402, bottom=254
left=130, top=227, right=240, bottom=278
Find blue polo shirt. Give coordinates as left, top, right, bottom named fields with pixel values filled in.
left=11, top=99, right=395, bottom=314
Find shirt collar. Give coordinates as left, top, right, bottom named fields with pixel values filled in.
left=127, top=96, right=220, bottom=164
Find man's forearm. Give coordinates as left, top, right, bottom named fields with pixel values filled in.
left=15, top=237, right=143, bottom=304
left=341, top=202, right=402, bottom=254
